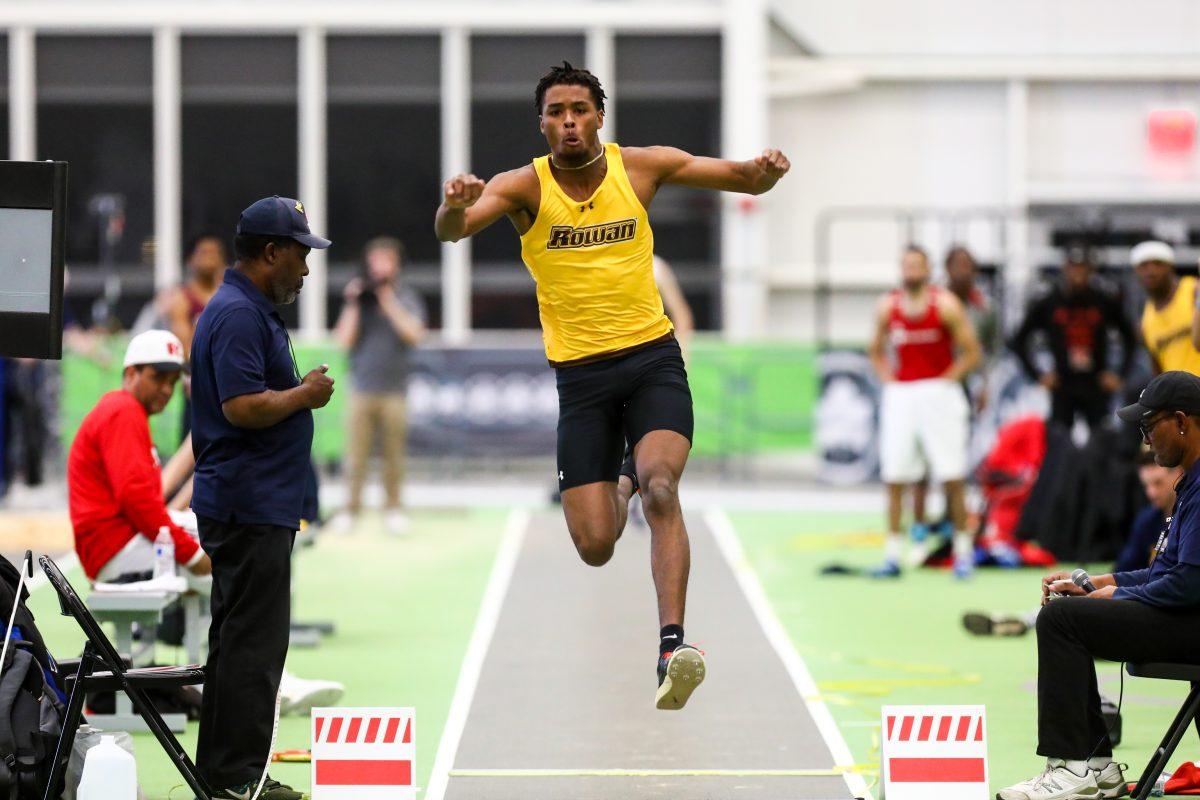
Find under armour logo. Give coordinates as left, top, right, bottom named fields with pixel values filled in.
left=558, top=471, right=564, bottom=481
left=578, top=201, right=594, bottom=212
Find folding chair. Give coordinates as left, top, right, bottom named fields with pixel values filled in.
left=38, top=555, right=212, bottom=800
left=1125, top=661, right=1200, bottom=800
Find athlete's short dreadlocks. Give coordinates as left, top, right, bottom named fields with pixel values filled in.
left=534, top=61, right=606, bottom=114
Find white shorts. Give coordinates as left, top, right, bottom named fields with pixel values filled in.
left=879, top=378, right=969, bottom=484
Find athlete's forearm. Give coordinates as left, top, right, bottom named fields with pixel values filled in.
left=943, top=348, right=981, bottom=383
left=435, top=204, right=469, bottom=242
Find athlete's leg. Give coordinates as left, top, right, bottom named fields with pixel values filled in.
left=561, top=481, right=624, bottom=566
left=633, top=430, right=691, bottom=628
left=943, top=478, right=969, bottom=535
left=555, top=355, right=626, bottom=566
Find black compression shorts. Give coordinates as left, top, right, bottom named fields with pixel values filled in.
left=555, top=337, right=694, bottom=491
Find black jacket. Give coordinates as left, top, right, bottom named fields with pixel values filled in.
left=1009, top=283, right=1136, bottom=385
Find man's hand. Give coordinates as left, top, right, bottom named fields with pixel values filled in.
left=1098, top=371, right=1123, bottom=394
left=301, top=365, right=335, bottom=409
left=343, top=277, right=363, bottom=304
left=753, top=149, right=791, bottom=182
left=1086, top=585, right=1117, bottom=600
left=188, top=552, right=212, bottom=576
left=376, top=283, right=399, bottom=308
left=1042, top=570, right=1081, bottom=605
left=1039, top=371, right=1060, bottom=391
left=443, top=174, right=485, bottom=209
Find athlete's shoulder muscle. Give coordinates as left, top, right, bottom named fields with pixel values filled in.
left=619, top=145, right=687, bottom=206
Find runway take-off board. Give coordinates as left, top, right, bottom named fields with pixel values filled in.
left=428, top=509, right=867, bottom=800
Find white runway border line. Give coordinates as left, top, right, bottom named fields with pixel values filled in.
left=705, top=507, right=874, bottom=800
left=424, top=507, right=531, bottom=800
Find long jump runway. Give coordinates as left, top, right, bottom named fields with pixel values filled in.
left=437, top=510, right=861, bottom=800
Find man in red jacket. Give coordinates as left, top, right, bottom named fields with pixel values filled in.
left=68, top=330, right=212, bottom=581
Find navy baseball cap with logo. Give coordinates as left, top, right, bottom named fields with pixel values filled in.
left=1118, top=371, right=1200, bottom=422
left=236, top=195, right=331, bottom=249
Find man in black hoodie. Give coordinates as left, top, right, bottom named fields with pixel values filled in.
left=1010, top=251, right=1136, bottom=433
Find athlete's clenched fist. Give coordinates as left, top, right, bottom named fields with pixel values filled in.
left=443, top=174, right=486, bottom=209
left=754, top=149, right=790, bottom=181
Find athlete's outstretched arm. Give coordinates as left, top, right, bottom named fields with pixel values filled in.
left=637, top=146, right=790, bottom=195
left=435, top=169, right=530, bottom=242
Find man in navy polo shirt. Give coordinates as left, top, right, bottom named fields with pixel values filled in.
left=190, top=196, right=334, bottom=800
left=997, top=371, right=1200, bottom=800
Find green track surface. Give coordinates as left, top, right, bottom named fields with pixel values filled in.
left=728, top=509, right=1185, bottom=796
left=26, top=508, right=507, bottom=799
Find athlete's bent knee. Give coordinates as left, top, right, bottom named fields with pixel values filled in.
left=575, top=537, right=615, bottom=567
left=640, top=474, right=679, bottom=520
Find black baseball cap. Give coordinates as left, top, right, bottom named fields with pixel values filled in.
left=1117, top=371, right=1200, bottom=422
left=236, top=196, right=331, bottom=249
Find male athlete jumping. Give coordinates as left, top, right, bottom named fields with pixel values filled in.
left=435, top=63, right=789, bottom=710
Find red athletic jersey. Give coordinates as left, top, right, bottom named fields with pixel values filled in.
left=67, top=391, right=200, bottom=579
left=887, top=287, right=955, bottom=382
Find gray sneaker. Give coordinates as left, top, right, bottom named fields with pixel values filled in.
left=996, top=759, right=1101, bottom=800
left=1091, top=762, right=1127, bottom=799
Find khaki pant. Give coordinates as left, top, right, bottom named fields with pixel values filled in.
left=345, top=392, right=408, bottom=513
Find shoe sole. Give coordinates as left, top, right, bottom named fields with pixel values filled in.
left=1096, top=780, right=1126, bottom=799
left=995, top=785, right=1105, bottom=800
left=963, top=614, right=1028, bottom=637
left=655, top=648, right=705, bottom=710
left=280, top=686, right=345, bottom=716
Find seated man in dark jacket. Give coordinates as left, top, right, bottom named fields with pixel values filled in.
left=998, top=371, right=1200, bottom=800
left=1115, top=451, right=1182, bottom=573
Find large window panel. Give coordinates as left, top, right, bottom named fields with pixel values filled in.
left=181, top=36, right=298, bottom=248
left=470, top=35, right=584, bottom=328
left=327, top=35, right=441, bottom=326
left=616, top=34, right=721, bottom=329
left=37, top=36, right=153, bottom=271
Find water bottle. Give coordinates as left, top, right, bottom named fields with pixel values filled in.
left=153, top=527, right=175, bottom=579
left=77, top=735, right=137, bottom=799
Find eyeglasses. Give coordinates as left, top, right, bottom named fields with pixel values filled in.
left=1140, top=412, right=1170, bottom=440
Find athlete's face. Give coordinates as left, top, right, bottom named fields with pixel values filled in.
left=539, top=84, right=604, bottom=162
left=1063, top=261, right=1092, bottom=292
left=1136, top=260, right=1174, bottom=296
left=264, top=240, right=311, bottom=305
left=945, top=251, right=976, bottom=290
left=900, top=251, right=930, bottom=292
left=1139, top=462, right=1181, bottom=514
left=188, top=237, right=227, bottom=283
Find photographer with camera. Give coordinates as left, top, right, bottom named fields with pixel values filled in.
left=330, top=237, right=427, bottom=536
left=998, top=370, right=1200, bottom=800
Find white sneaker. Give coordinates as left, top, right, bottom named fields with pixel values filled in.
left=384, top=510, right=409, bottom=536
left=1091, top=762, right=1127, bottom=799
left=996, top=759, right=1102, bottom=800
left=326, top=511, right=357, bottom=535
left=278, top=671, right=345, bottom=716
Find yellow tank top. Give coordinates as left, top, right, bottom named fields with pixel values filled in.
left=1142, top=275, right=1200, bottom=374
left=520, top=142, right=673, bottom=365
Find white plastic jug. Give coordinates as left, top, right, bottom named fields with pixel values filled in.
left=77, top=735, right=137, bottom=800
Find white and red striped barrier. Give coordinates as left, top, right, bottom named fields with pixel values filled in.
left=881, top=705, right=988, bottom=800
left=311, top=708, right=415, bottom=800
